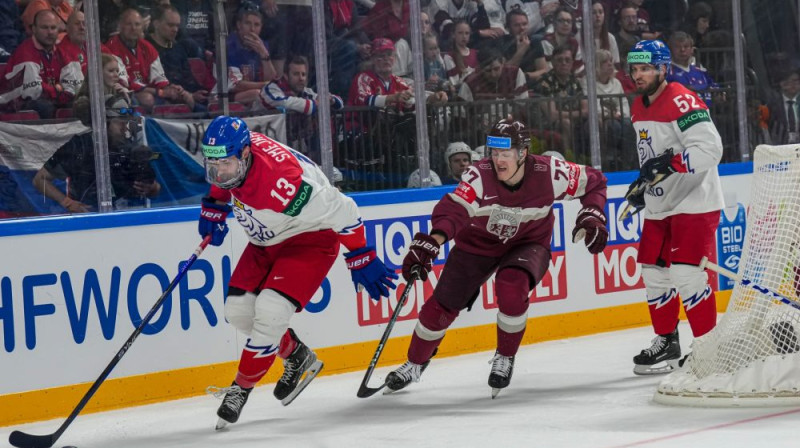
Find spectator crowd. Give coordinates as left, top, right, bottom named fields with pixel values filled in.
left=0, top=0, right=796, bottom=200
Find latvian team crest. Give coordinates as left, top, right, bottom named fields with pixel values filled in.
left=487, top=207, right=522, bottom=242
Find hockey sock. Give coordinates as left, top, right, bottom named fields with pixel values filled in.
left=647, top=288, right=680, bottom=335
left=682, top=286, right=716, bottom=337
left=235, top=340, right=278, bottom=389
left=495, top=268, right=531, bottom=357
left=277, top=329, right=298, bottom=359
left=408, top=298, right=458, bottom=365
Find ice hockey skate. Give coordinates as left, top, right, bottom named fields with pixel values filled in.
left=384, top=359, right=431, bottom=394
left=488, top=352, right=515, bottom=399
left=633, top=327, right=681, bottom=375
left=209, top=382, right=253, bottom=430
left=273, top=330, right=324, bottom=406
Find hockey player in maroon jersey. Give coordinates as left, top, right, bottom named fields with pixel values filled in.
left=625, top=40, right=724, bottom=375
left=198, top=116, right=398, bottom=428
left=385, top=117, right=608, bottom=398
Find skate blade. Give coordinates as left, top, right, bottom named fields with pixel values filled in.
left=215, top=418, right=229, bottom=431
left=382, top=386, right=397, bottom=395
left=633, top=359, right=679, bottom=376
left=491, top=387, right=503, bottom=399
left=280, top=360, right=324, bottom=406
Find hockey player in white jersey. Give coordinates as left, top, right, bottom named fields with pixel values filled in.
left=198, top=116, right=398, bottom=428
left=625, top=40, right=725, bottom=375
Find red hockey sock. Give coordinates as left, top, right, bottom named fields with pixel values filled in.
left=648, top=288, right=680, bottom=335
left=277, top=330, right=297, bottom=359
left=683, top=286, right=716, bottom=337
left=235, top=341, right=278, bottom=389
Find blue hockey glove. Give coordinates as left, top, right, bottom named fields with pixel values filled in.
left=344, top=246, right=399, bottom=300
left=199, top=197, right=231, bottom=246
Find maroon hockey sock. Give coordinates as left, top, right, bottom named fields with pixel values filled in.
left=277, top=330, right=297, bottom=359
left=648, top=288, right=680, bottom=335
left=683, top=287, right=716, bottom=337
left=496, top=326, right=526, bottom=357
left=408, top=332, right=443, bottom=365
left=235, top=346, right=278, bottom=389
left=407, top=299, right=458, bottom=364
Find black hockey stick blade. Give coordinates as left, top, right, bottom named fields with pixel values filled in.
left=8, top=432, right=55, bottom=448
left=8, top=236, right=212, bottom=448
left=356, top=272, right=420, bottom=398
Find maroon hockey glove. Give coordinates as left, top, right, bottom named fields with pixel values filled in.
left=402, top=232, right=441, bottom=282
left=573, top=206, right=608, bottom=254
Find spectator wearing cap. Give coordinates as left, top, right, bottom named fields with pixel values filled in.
left=348, top=37, right=446, bottom=114
left=226, top=9, right=278, bottom=108
left=0, top=9, right=83, bottom=118
left=260, top=55, right=345, bottom=163
left=106, top=8, right=193, bottom=113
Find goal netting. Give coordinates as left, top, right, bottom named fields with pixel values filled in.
left=654, top=144, right=800, bottom=407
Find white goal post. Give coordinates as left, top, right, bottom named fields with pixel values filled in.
left=654, top=144, right=800, bottom=407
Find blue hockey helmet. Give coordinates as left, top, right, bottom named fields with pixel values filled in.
left=627, top=39, right=671, bottom=72
left=202, top=116, right=251, bottom=189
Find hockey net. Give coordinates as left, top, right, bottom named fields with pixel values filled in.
left=655, top=145, right=800, bottom=407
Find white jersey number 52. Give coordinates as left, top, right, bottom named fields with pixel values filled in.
left=673, top=94, right=701, bottom=113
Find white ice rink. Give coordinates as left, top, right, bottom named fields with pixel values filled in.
left=4, top=324, right=800, bottom=448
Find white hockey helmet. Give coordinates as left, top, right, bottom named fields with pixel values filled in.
left=444, top=141, right=472, bottom=163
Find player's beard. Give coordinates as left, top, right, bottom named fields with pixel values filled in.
left=635, top=73, right=663, bottom=97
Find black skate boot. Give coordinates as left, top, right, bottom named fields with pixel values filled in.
left=384, top=348, right=437, bottom=394
left=385, top=360, right=427, bottom=393
left=214, top=382, right=252, bottom=430
left=273, top=329, right=323, bottom=406
left=488, top=352, right=515, bottom=399
left=633, top=327, right=681, bottom=375
left=769, top=321, right=800, bottom=354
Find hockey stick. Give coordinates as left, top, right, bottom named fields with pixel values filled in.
left=356, top=270, right=420, bottom=398
left=699, top=256, right=800, bottom=312
left=9, top=236, right=212, bottom=448
left=618, top=173, right=667, bottom=221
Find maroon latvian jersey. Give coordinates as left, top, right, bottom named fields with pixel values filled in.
left=431, top=154, right=607, bottom=257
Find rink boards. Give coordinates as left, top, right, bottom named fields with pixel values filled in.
left=0, top=164, right=752, bottom=426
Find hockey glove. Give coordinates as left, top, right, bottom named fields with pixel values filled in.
left=402, top=232, right=441, bottom=282
left=618, top=177, right=648, bottom=221
left=199, top=197, right=231, bottom=246
left=345, top=246, right=399, bottom=300
left=572, top=206, right=608, bottom=254
left=640, top=149, right=677, bottom=184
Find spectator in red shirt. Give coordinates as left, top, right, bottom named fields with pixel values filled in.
left=58, top=11, right=130, bottom=88
left=364, top=0, right=409, bottom=42
left=105, top=8, right=194, bottom=113
left=0, top=9, right=82, bottom=118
